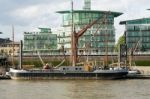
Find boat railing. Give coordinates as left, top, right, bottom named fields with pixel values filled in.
left=28, top=69, right=92, bottom=73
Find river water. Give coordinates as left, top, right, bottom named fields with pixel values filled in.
left=0, top=79, right=150, bottom=99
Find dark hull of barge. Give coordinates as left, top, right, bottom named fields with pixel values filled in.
left=9, top=71, right=128, bottom=80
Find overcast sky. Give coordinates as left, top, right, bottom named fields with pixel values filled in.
left=0, top=0, right=150, bottom=42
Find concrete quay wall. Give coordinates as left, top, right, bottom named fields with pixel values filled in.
left=10, top=55, right=150, bottom=62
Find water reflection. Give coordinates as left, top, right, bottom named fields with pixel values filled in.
left=0, top=80, right=150, bottom=99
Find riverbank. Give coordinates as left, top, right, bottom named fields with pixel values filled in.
left=136, top=66, right=150, bottom=75
left=7, top=55, right=150, bottom=68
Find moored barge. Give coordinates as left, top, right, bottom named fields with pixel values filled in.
left=9, top=66, right=128, bottom=80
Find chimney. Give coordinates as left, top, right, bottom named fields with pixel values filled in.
left=83, top=0, right=91, bottom=10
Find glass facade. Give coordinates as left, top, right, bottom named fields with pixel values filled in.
left=24, top=28, right=57, bottom=51
left=57, top=10, right=121, bottom=54
left=121, top=18, right=150, bottom=51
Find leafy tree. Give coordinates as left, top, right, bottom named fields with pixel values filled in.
left=115, top=35, right=125, bottom=52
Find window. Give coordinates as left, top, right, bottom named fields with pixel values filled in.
left=134, top=26, right=140, bottom=31
left=63, top=68, right=66, bottom=70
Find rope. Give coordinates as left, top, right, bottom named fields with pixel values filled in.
left=37, top=51, right=45, bottom=66
left=54, top=59, right=65, bottom=68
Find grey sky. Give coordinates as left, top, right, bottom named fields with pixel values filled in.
left=0, top=0, right=150, bottom=42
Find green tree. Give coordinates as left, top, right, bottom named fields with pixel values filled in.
left=115, top=35, right=125, bottom=52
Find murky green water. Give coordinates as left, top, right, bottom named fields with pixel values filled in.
left=0, top=79, right=150, bottom=99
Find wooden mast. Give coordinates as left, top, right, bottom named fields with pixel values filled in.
left=12, top=25, right=15, bottom=68
left=70, top=1, right=109, bottom=67
left=71, top=0, right=76, bottom=66
left=104, top=18, right=108, bottom=66
left=102, top=12, right=110, bottom=67
left=71, top=18, right=101, bottom=66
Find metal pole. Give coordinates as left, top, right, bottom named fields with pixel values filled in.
left=19, top=40, right=23, bottom=69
